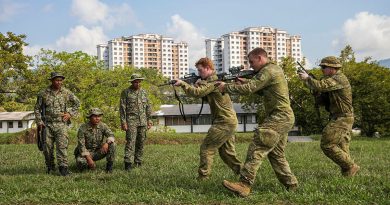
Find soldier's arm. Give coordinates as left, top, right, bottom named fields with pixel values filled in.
left=145, top=92, right=152, bottom=123
left=119, top=90, right=127, bottom=125
left=67, top=92, right=80, bottom=117
left=77, top=126, right=90, bottom=157
left=34, top=93, right=44, bottom=125
left=226, top=71, right=272, bottom=95
left=103, top=124, right=115, bottom=144
left=180, top=81, right=215, bottom=98
left=306, top=77, right=344, bottom=92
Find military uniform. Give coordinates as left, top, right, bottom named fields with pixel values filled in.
left=34, top=72, right=80, bottom=174
left=225, top=62, right=298, bottom=187
left=180, top=73, right=242, bottom=178
left=74, top=109, right=116, bottom=171
left=305, top=56, right=358, bottom=175
left=120, top=74, right=152, bottom=167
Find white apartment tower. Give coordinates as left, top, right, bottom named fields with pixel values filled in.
left=97, top=34, right=189, bottom=79
left=205, top=27, right=302, bottom=73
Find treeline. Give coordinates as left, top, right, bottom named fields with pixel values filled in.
left=1, top=32, right=389, bottom=136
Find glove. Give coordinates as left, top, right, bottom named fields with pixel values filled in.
left=298, top=70, right=309, bottom=80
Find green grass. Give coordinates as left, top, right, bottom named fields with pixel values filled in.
left=0, top=136, right=389, bottom=204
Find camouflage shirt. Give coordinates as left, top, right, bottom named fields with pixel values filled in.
left=307, top=71, right=353, bottom=117
left=120, top=87, right=152, bottom=126
left=75, top=122, right=115, bottom=156
left=34, top=86, right=80, bottom=124
left=181, top=73, right=238, bottom=125
left=226, top=63, right=294, bottom=125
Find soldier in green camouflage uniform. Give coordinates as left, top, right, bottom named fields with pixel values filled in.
left=74, top=108, right=116, bottom=173
left=34, top=72, right=80, bottom=176
left=173, top=57, right=242, bottom=180
left=217, top=48, right=298, bottom=197
left=120, top=73, right=153, bottom=171
left=298, top=56, right=360, bottom=177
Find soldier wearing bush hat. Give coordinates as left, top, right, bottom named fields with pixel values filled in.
left=120, top=73, right=152, bottom=171
left=34, top=72, right=80, bottom=176
left=74, top=108, right=116, bottom=173
left=298, top=56, right=359, bottom=177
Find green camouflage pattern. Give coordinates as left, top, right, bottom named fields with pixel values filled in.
left=306, top=69, right=356, bottom=171
left=74, top=122, right=116, bottom=169
left=225, top=62, right=298, bottom=186
left=181, top=73, right=241, bottom=176
left=307, top=71, right=353, bottom=117
left=181, top=73, right=238, bottom=125
left=319, top=56, right=342, bottom=68
left=120, top=87, right=151, bottom=164
left=124, top=126, right=147, bottom=164
left=34, top=86, right=80, bottom=168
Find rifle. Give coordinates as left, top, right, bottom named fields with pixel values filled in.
left=37, top=96, right=46, bottom=152
left=296, top=61, right=330, bottom=126
left=158, top=73, right=201, bottom=87
left=217, top=66, right=257, bottom=82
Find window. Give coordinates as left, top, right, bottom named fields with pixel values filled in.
left=192, top=115, right=212, bottom=125
left=165, top=116, right=191, bottom=125
left=8, top=122, right=13, bottom=128
left=18, top=121, right=23, bottom=128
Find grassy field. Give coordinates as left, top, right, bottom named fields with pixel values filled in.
left=0, top=135, right=389, bottom=204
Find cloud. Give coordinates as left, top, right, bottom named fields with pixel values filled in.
left=166, top=14, right=205, bottom=68
left=71, top=0, right=142, bottom=30
left=334, top=12, right=390, bottom=60
left=0, top=0, right=25, bottom=22
left=24, top=25, right=108, bottom=56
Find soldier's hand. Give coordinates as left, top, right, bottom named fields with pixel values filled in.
left=121, top=123, right=128, bottom=131
left=85, top=155, right=96, bottom=170
left=215, top=81, right=226, bottom=93
left=62, top=112, right=71, bottom=122
left=235, top=77, right=245, bottom=85
left=298, top=70, right=309, bottom=80
left=194, top=79, right=202, bottom=88
left=173, top=79, right=183, bottom=86
left=147, top=121, right=153, bottom=130
left=38, top=123, right=45, bottom=130
left=100, top=143, right=109, bottom=154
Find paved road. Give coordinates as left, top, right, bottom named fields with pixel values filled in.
left=288, top=136, right=313, bottom=142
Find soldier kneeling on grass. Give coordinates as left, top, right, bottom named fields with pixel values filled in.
left=74, top=108, right=116, bottom=173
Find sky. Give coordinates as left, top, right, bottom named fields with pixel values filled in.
left=1, top=0, right=390, bottom=68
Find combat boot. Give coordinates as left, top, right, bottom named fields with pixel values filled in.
left=106, top=161, right=113, bottom=173
left=197, top=175, right=210, bottom=181
left=135, top=162, right=142, bottom=167
left=46, top=165, right=55, bottom=174
left=342, top=164, right=360, bottom=177
left=125, top=162, right=132, bottom=171
left=286, top=184, right=298, bottom=192
left=59, top=166, right=70, bottom=176
left=222, top=180, right=251, bottom=197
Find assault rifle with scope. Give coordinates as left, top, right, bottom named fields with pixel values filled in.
left=158, top=73, right=201, bottom=86
left=217, top=66, right=256, bottom=82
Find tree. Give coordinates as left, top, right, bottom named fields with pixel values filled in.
left=0, top=32, right=31, bottom=107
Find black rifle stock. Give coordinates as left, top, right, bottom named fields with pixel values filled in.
left=37, top=97, right=46, bottom=151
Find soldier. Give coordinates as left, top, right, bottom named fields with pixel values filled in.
left=34, top=72, right=80, bottom=176
left=298, top=56, right=360, bottom=177
left=173, top=57, right=242, bottom=180
left=120, top=73, right=153, bottom=171
left=74, top=108, right=116, bottom=173
left=217, top=48, right=298, bottom=197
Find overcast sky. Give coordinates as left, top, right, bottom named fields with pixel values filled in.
left=1, top=0, right=389, bottom=68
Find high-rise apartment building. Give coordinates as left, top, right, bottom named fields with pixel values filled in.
left=97, top=34, right=189, bottom=79
left=205, top=27, right=302, bottom=73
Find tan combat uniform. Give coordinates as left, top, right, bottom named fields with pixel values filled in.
left=306, top=71, right=355, bottom=171
left=180, top=73, right=242, bottom=177
left=225, top=62, right=298, bottom=187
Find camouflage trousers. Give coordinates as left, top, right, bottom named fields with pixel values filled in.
left=199, top=124, right=242, bottom=177
left=240, top=122, right=298, bottom=187
left=75, top=143, right=116, bottom=169
left=43, top=122, right=69, bottom=168
left=124, top=125, right=147, bottom=164
left=321, top=116, right=355, bottom=170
